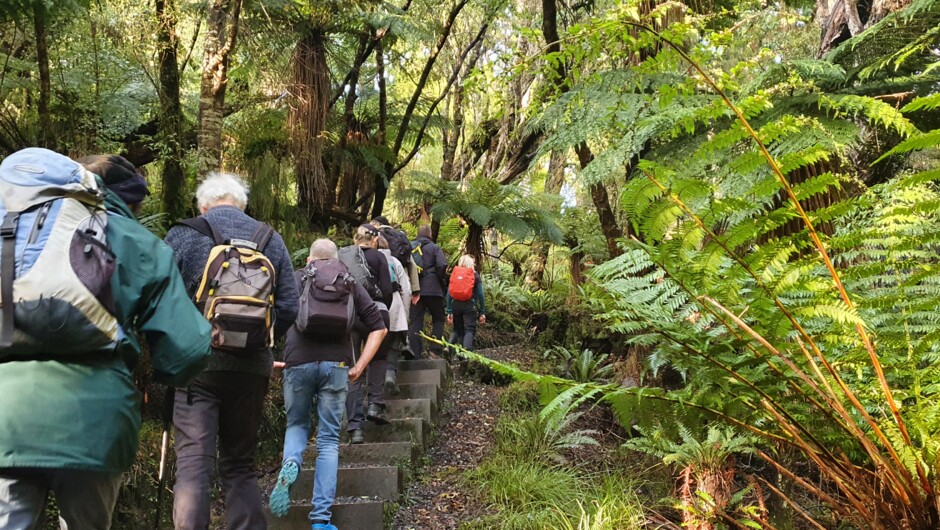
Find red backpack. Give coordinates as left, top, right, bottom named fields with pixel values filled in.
left=448, top=266, right=475, bottom=302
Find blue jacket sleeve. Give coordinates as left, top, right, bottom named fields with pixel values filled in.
left=269, top=232, right=299, bottom=340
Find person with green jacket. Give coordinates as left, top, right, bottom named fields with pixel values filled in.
left=0, top=150, right=211, bottom=530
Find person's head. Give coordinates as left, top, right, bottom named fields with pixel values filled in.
left=77, top=154, right=150, bottom=214
left=309, top=238, right=338, bottom=262
left=195, top=172, right=249, bottom=214
left=353, top=224, right=379, bottom=248
left=417, top=224, right=432, bottom=239
left=376, top=235, right=389, bottom=250
left=458, top=254, right=476, bottom=270
left=371, top=215, right=390, bottom=228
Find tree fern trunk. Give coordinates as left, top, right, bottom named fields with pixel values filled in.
left=197, top=0, right=243, bottom=174
left=290, top=29, right=330, bottom=225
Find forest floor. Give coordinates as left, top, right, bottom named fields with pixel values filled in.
left=391, top=343, right=538, bottom=529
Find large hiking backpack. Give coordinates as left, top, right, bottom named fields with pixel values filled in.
left=176, top=217, right=277, bottom=354
left=448, top=266, right=475, bottom=302
left=379, top=226, right=412, bottom=269
left=0, top=147, right=122, bottom=358
left=296, top=259, right=355, bottom=338
left=338, top=245, right=383, bottom=301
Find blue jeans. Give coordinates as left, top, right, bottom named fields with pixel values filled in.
left=282, top=361, right=349, bottom=524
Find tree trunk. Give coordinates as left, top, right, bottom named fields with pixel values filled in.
left=290, top=29, right=330, bottom=224
left=33, top=1, right=54, bottom=149
left=532, top=149, right=567, bottom=286
left=371, top=0, right=469, bottom=218
left=575, top=143, right=621, bottom=258
left=465, top=222, right=485, bottom=271
left=197, top=0, right=243, bottom=174
left=156, top=0, right=187, bottom=220
left=333, top=33, right=369, bottom=213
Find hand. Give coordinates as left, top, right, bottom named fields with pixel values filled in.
left=411, top=294, right=421, bottom=305
left=479, top=315, right=486, bottom=324
left=447, top=314, right=454, bottom=325
left=272, top=361, right=286, bottom=377
left=349, top=364, right=363, bottom=382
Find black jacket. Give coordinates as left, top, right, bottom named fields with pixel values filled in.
left=412, top=236, right=447, bottom=297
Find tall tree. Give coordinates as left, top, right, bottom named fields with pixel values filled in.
left=32, top=1, right=54, bottom=149
left=290, top=26, right=330, bottom=223
left=197, top=0, right=243, bottom=174
left=155, top=0, right=186, bottom=220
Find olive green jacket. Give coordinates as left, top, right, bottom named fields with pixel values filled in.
left=0, top=190, right=211, bottom=473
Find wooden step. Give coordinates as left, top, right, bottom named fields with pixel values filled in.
left=266, top=497, right=384, bottom=530
left=396, top=383, right=440, bottom=408
left=396, top=368, right=444, bottom=389
left=385, top=398, right=437, bottom=424
left=302, top=441, right=416, bottom=467
left=292, top=465, right=400, bottom=502
left=399, top=358, right=451, bottom=379
left=358, top=417, right=429, bottom=447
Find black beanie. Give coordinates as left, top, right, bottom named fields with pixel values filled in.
left=372, top=215, right=390, bottom=226
left=78, top=154, right=150, bottom=206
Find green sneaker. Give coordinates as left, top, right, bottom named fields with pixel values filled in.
left=269, top=460, right=299, bottom=517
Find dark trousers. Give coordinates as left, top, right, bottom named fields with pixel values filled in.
left=172, top=371, right=269, bottom=530
left=409, top=296, right=446, bottom=357
left=346, top=310, right=390, bottom=432
left=451, top=299, right=479, bottom=350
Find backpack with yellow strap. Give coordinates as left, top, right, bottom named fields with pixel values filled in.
left=177, top=217, right=276, bottom=354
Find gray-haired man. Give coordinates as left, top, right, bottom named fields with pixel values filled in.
left=165, top=172, right=299, bottom=530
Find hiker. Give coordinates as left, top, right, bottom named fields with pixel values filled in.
left=408, top=224, right=448, bottom=359
left=339, top=224, right=394, bottom=444
left=446, top=254, right=486, bottom=351
left=164, top=172, right=299, bottom=530
left=371, top=216, right=419, bottom=386
left=0, top=149, right=211, bottom=530
left=376, top=234, right=413, bottom=394
left=268, top=238, right=388, bottom=529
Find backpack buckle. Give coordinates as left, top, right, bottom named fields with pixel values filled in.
left=0, top=214, right=18, bottom=239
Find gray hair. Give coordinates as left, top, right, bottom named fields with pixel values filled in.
left=309, top=238, right=338, bottom=260
left=458, top=254, right=475, bottom=269
left=196, top=172, right=249, bottom=211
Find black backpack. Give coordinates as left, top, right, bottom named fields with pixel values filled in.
left=338, top=245, right=383, bottom=301
left=296, top=259, right=355, bottom=338
left=380, top=226, right=412, bottom=269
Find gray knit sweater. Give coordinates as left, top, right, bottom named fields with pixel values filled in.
left=164, top=205, right=299, bottom=377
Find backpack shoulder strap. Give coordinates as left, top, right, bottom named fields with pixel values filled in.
left=250, top=223, right=275, bottom=252
left=0, top=212, right=18, bottom=347
left=175, top=217, right=223, bottom=246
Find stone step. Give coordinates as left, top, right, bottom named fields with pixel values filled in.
left=386, top=398, right=436, bottom=424
left=396, top=383, right=440, bottom=408
left=396, top=368, right=444, bottom=389
left=302, top=441, right=416, bottom=467
left=292, top=465, right=399, bottom=502
left=399, top=358, right=450, bottom=378
left=266, top=498, right=384, bottom=530
left=359, top=417, right=429, bottom=447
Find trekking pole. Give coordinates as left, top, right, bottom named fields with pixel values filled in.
left=154, top=386, right=175, bottom=530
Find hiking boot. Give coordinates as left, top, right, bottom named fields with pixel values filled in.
left=269, top=460, right=299, bottom=517
left=384, top=369, right=400, bottom=396
left=349, top=428, right=364, bottom=444
left=366, top=403, right=390, bottom=425
left=312, top=523, right=339, bottom=530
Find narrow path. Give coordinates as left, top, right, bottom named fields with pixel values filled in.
left=390, top=372, right=500, bottom=529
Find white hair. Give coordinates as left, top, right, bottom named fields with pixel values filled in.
left=310, top=238, right=338, bottom=260
left=196, top=172, right=249, bottom=211
left=458, top=254, right=475, bottom=269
